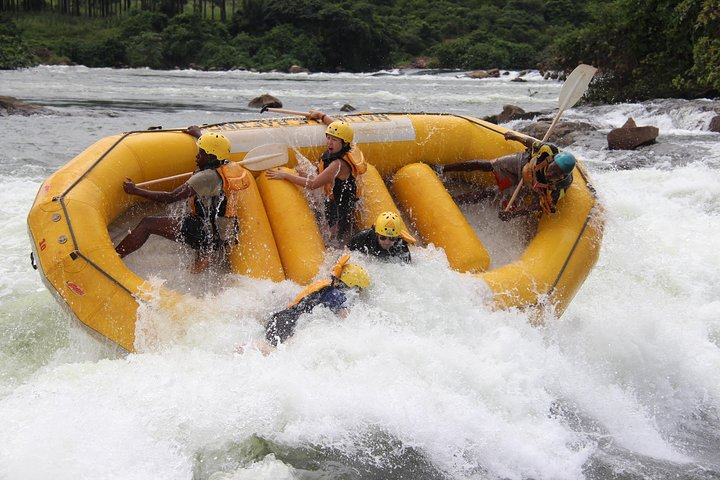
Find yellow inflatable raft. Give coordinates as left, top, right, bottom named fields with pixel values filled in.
left=27, top=113, right=603, bottom=352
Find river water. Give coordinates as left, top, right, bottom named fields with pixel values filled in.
left=1, top=66, right=719, bottom=480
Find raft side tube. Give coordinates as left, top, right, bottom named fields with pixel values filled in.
left=392, top=163, right=490, bottom=272
left=229, top=169, right=285, bottom=281
left=480, top=176, right=603, bottom=318
left=257, top=168, right=325, bottom=284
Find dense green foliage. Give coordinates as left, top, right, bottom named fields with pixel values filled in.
left=1, top=0, right=717, bottom=101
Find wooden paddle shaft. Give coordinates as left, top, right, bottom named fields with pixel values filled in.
left=263, top=108, right=309, bottom=116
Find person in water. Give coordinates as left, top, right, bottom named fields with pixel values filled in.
left=115, top=127, right=249, bottom=272
left=436, top=130, right=576, bottom=220
left=349, top=211, right=415, bottom=263
left=263, top=255, right=370, bottom=349
left=265, top=110, right=366, bottom=246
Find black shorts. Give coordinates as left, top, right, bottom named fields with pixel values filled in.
left=179, top=216, right=214, bottom=252
left=325, top=196, right=355, bottom=237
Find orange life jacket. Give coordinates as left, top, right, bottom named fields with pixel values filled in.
left=521, top=153, right=572, bottom=215
left=318, top=146, right=366, bottom=199
left=287, top=254, right=350, bottom=307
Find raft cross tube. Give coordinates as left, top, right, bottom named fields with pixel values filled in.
left=393, top=163, right=490, bottom=273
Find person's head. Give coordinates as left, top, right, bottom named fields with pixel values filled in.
left=551, top=151, right=576, bottom=176
left=374, top=211, right=403, bottom=250
left=338, top=263, right=370, bottom=290
left=325, top=121, right=354, bottom=154
left=196, top=132, right=231, bottom=168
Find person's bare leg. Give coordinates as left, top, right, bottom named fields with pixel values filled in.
left=191, top=252, right=210, bottom=273
left=115, top=216, right=180, bottom=258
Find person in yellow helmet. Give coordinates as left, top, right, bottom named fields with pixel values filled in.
left=265, top=110, right=366, bottom=246
left=264, top=255, right=370, bottom=348
left=436, top=131, right=575, bottom=220
left=349, top=211, right=415, bottom=263
left=115, top=126, right=249, bottom=273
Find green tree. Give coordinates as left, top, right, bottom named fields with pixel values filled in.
left=0, top=15, right=34, bottom=69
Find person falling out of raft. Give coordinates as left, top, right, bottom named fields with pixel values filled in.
left=349, top=211, right=416, bottom=264
left=263, top=255, right=370, bottom=349
left=265, top=110, right=366, bottom=247
left=436, top=131, right=576, bottom=221
left=115, top=127, right=249, bottom=273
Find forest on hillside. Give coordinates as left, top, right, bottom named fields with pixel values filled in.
left=1, top=0, right=718, bottom=101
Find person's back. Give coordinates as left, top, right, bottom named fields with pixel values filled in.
left=264, top=256, right=370, bottom=347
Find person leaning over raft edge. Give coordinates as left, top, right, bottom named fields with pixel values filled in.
left=349, top=211, right=416, bottom=264
left=265, top=110, right=367, bottom=247
left=436, top=130, right=576, bottom=221
left=115, top=126, right=250, bottom=273
left=260, top=255, right=371, bottom=352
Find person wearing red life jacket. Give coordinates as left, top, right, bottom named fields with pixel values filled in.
left=115, top=127, right=249, bottom=272
left=265, top=110, right=366, bottom=246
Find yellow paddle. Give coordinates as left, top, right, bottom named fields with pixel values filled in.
left=137, top=143, right=289, bottom=188
left=504, top=64, right=597, bottom=212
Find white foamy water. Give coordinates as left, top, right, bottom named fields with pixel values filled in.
left=1, top=67, right=719, bottom=480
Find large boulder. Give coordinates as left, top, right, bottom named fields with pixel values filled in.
left=483, top=104, right=541, bottom=124
left=607, top=117, right=659, bottom=150
left=466, top=68, right=500, bottom=79
left=0, top=96, right=49, bottom=116
left=247, top=94, right=282, bottom=109
left=709, top=115, right=720, bottom=133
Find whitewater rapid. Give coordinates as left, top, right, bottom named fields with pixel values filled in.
left=1, top=66, right=718, bottom=480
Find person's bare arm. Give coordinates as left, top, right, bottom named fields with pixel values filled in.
left=122, top=178, right=195, bottom=203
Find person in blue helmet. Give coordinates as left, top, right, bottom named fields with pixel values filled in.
left=435, top=131, right=576, bottom=220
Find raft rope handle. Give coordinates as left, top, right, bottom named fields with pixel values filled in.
left=68, top=250, right=135, bottom=296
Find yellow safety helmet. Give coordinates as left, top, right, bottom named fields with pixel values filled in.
left=325, top=121, right=354, bottom=144
left=374, top=211, right=403, bottom=237
left=339, top=263, right=370, bottom=289
left=196, top=132, right=231, bottom=160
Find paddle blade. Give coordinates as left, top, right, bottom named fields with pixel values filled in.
left=542, top=64, right=597, bottom=142
left=558, top=64, right=597, bottom=112
left=238, top=143, right=288, bottom=171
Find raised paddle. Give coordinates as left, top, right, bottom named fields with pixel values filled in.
left=504, top=64, right=597, bottom=212
left=136, top=143, right=288, bottom=188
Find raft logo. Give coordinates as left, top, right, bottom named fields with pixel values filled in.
left=66, top=281, right=85, bottom=296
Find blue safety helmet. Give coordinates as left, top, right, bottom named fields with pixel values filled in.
left=554, top=151, right=576, bottom=174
